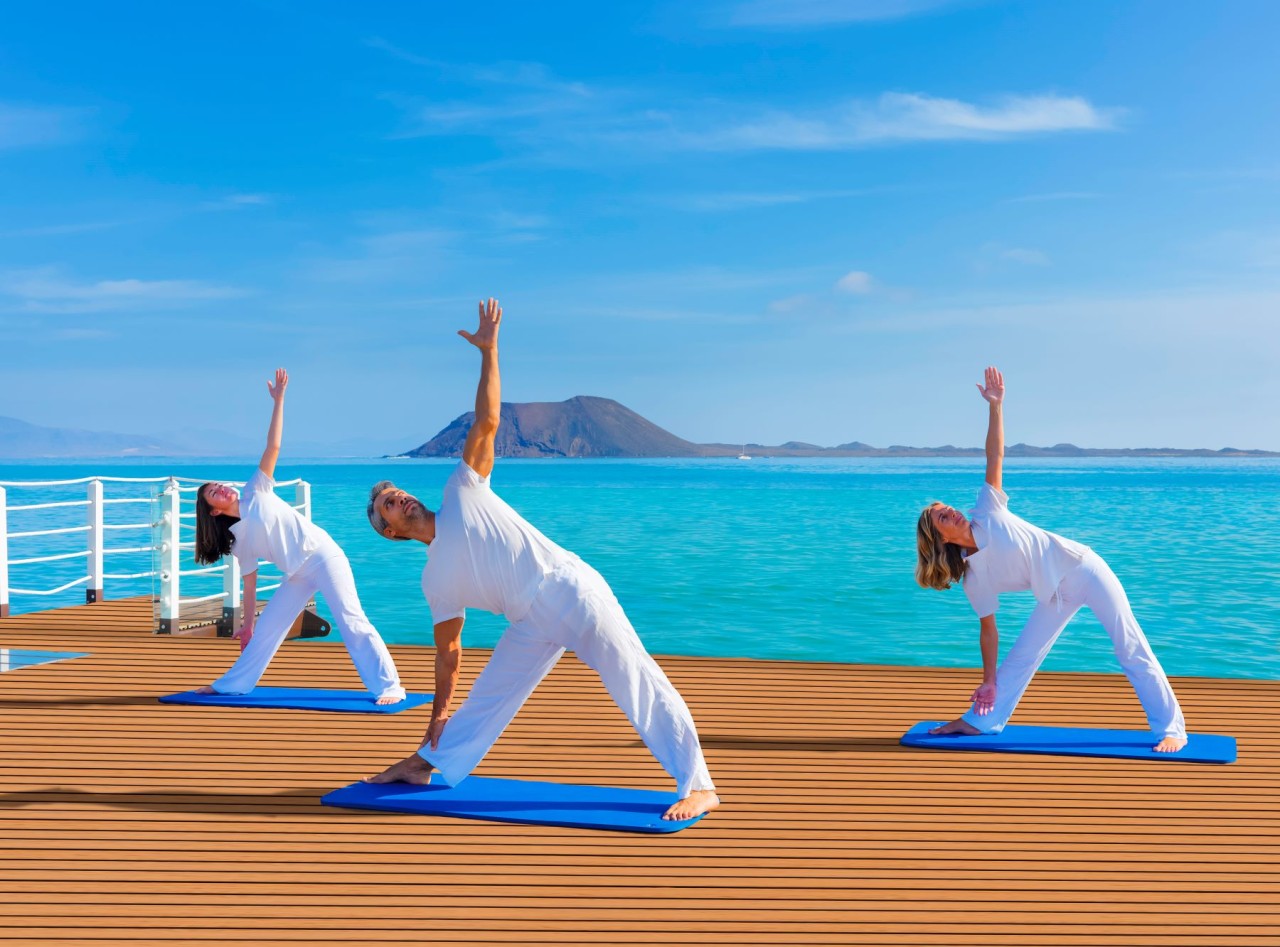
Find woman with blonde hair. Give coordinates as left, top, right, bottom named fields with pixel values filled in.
left=916, top=367, right=1187, bottom=752
left=192, top=369, right=406, bottom=704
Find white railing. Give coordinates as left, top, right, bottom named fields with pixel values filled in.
left=0, top=475, right=310, bottom=633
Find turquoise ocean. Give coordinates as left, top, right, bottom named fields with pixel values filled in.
left=3, top=457, right=1277, bottom=680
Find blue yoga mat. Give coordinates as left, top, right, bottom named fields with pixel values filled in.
left=900, top=721, right=1237, bottom=764
left=321, top=775, right=707, bottom=833
left=159, top=686, right=432, bottom=714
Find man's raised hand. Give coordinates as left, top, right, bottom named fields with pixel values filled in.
left=458, top=297, right=502, bottom=351
left=976, top=365, right=1004, bottom=405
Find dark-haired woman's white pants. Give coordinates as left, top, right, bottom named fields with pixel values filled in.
left=962, top=552, right=1186, bottom=739
left=210, top=552, right=405, bottom=701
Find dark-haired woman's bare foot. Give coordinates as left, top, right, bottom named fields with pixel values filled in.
left=663, top=789, right=719, bottom=821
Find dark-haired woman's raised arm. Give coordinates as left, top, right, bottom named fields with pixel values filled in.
left=259, top=368, right=287, bottom=479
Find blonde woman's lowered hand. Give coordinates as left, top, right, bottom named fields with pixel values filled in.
left=970, top=681, right=996, bottom=715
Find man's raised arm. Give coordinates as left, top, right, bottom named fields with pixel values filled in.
left=459, top=297, right=503, bottom=479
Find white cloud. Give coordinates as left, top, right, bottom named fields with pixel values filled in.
left=691, top=93, right=1119, bottom=151
left=835, top=270, right=875, bottom=293
left=727, top=0, right=965, bottom=27
left=200, top=193, right=274, bottom=210
left=301, top=228, right=454, bottom=284
left=0, top=102, right=88, bottom=150
left=373, top=43, right=601, bottom=140
left=0, top=267, right=244, bottom=313
left=972, top=242, right=1050, bottom=271
left=375, top=49, right=1118, bottom=162
left=768, top=294, right=817, bottom=313
left=388, top=78, right=1117, bottom=157
left=676, top=186, right=898, bottom=212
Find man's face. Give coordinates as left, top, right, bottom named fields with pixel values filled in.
left=375, top=487, right=427, bottom=538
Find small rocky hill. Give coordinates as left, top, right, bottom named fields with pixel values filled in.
left=405, top=396, right=711, bottom=458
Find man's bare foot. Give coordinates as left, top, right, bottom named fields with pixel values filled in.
left=374, top=694, right=403, bottom=706
left=663, top=789, right=719, bottom=822
left=194, top=685, right=216, bottom=695
left=1153, top=735, right=1187, bottom=753
left=366, top=753, right=434, bottom=785
left=929, top=718, right=983, bottom=736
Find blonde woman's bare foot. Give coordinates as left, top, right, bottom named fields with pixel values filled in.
left=1153, top=736, right=1187, bottom=753
left=367, top=753, right=434, bottom=785
left=194, top=685, right=217, bottom=695
left=663, top=789, right=719, bottom=821
left=929, top=718, right=983, bottom=736
left=374, top=694, right=403, bottom=706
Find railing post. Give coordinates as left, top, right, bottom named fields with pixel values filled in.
left=87, top=480, right=104, bottom=604
left=296, top=480, right=312, bottom=521
left=219, top=553, right=241, bottom=637
left=156, top=479, right=181, bottom=634
left=0, top=486, right=9, bottom=619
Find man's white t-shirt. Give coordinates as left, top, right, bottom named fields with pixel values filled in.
left=421, top=461, right=575, bottom=625
left=962, top=483, right=1091, bottom=619
left=229, top=470, right=339, bottom=578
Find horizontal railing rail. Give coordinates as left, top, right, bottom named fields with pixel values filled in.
left=0, top=475, right=312, bottom=631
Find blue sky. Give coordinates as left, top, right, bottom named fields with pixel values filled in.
left=1, top=0, right=1278, bottom=452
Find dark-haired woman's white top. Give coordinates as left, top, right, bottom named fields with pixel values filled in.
left=962, top=484, right=1092, bottom=619
left=228, top=470, right=340, bottom=578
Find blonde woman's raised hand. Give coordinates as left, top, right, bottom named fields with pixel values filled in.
left=458, top=297, right=502, bottom=351
left=976, top=366, right=1004, bottom=405
left=267, top=368, right=289, bottom=401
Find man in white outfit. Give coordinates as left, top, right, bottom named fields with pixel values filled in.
left=365, top=298, right=719, bottom=822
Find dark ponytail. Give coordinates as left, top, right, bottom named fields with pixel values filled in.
left=194, top=483, right=240, bottom=565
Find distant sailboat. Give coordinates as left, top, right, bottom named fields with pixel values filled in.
left=738, top=444, right=751, bottom=460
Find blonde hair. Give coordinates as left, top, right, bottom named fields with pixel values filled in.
left=915, top=503, right=968, bottom=591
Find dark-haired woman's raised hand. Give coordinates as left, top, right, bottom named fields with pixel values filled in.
left=267, top=367, right=289, bottom=402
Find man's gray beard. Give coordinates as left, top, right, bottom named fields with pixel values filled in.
left=404, top=503, right=429, bottom=530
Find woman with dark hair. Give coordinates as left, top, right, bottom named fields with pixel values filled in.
left=915, top=366, right=1187, bottom=752
left=193, top=368, right=405, bottom=704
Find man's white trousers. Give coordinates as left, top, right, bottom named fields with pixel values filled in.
left=211, top=553, right=405, bottom=702
left=962, top=552, right=1186, bottom=739
left=420, top=561, right=715, bottom=799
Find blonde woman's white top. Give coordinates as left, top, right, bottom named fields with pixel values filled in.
left=962, top=483, right=1091, bottom=619
left=421, top=461, right=575, bottom=625
left=229, top=470, right=339, bottom=578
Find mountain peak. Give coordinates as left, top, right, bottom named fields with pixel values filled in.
left=406, top=396, right=706, bottom=458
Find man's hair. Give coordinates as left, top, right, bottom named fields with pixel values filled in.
left=367, top=480, right=409, bottom=541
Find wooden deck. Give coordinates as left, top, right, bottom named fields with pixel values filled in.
left=1, top=598, right=1277, bottom=946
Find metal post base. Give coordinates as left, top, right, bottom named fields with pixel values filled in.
left=216, top=606, right=240, bottom=638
